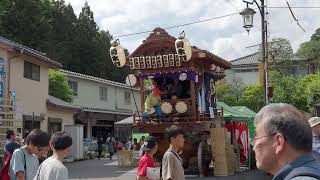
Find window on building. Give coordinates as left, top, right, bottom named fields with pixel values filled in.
left=68, top=80, right=78, bottom=96
left=24, top=61, right=40, bottom=81
left=99, top=87, right=108, bottom=101
left=124, top=91, right=131, bottom=104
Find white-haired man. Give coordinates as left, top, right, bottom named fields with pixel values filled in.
left=253, top=104, right=320, bottom=180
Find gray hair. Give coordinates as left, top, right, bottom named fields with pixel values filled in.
left=254, top=103, right=312, bottom=152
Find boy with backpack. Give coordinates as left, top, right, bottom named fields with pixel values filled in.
left=0, top=130, right=21, bottom=180
left=9, top=129, right=50, bottom=180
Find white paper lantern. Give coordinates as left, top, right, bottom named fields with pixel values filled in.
left=125, top=74, right=137, bottom=86
left=109, top=40, right=126, bottom=67
left=175, top=31, right=192, bottom=61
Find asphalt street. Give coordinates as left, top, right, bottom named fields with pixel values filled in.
left=66, top=157, right=273, bottom=180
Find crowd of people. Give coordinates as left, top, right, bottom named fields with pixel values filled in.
left=1, top=129, right=72, bottom=180
left=137, top=103, right=320, bottom=180
left=2, top=103, right=320, bottom=180
left=95, top=134, right=147, bottom=160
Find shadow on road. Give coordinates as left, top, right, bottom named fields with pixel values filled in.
left=66, top=158, right=272, bottom=180
left=66, top=158, right=136, bottom=179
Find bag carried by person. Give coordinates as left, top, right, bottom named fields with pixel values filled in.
left=0, top=154, right=12, bottom=180
left=1, top=148, right=27, bottom=180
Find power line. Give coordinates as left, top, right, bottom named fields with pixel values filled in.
left=113, top=12, right=238, bottom=38
left=285, top=1, right=306, bottom=32
left=267, top=6, right=320, bottom=8
left=113, top=4, right=318, bottom=38
left=226, top=0, right=241, bottom=13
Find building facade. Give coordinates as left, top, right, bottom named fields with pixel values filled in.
left=0, top=36, right=78, bottom=142
left=226, top=52, right=311, bottom=85
left=62, top=70, right=141, bottom=139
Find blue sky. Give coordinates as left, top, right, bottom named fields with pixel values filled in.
left=64, top=0, right=320, bottom=61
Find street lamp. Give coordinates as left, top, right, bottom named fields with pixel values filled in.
left=240, top=6, right=256, bottom=33
left=240, top=0, right=268, bottom=105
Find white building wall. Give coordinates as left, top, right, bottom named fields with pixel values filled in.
left=65, top=75, right=141, bottom=113
left=225, top=67, right=259, bottom=85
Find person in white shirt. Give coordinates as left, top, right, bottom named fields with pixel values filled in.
left=34, top=132, right=72, bottom=180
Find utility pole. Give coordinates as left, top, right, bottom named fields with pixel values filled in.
left=261, top=0, right=268, bottom=104
left=32, top=112, right=34, bottom=130
left=240, top=0, right=269, bottom=105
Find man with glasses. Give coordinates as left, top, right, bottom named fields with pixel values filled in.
left=253, top=103, right=320, bottom=180
left=9, top=129, right=50, bottom=180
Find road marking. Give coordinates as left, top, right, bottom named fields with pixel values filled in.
left=115, top=170, right=136, bottom=173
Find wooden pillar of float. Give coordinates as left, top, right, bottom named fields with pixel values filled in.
left=190, top=80, right=196, bottom=121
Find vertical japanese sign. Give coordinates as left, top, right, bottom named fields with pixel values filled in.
left=0, top=58, right=4, bottom=112
left=10, top=90, right=16, bottom=111
left=204, top=73, right=216, bottom=118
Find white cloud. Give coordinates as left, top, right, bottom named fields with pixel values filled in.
left=64, top=0, right=320, bottom=61
left=212, top=30, right=260, bottom=60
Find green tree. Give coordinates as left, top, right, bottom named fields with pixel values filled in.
left=215, top=79, right=240, bottom=106
left=228, top=77, right=244, bottom=102
left=295, top=74, right=320, bottom=112
left=269, top=71, right=297, bottom=104
left=297, top=29, right=320, bottom=74
left=306, top=79, right=320, bottom=111
left=72, top=2, right=130, bottom=82
left=0, top=0, right=51, bottom=51
left=0, top=0, right=132, bottom=82
left=49, top=69, right=72, bottom=102
left=44, top=0, right=77, bottom=68
left=259, top=38, right=295, bottom=74
left=240, top=84, right=264, bottom=112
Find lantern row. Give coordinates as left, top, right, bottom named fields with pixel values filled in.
left=129, top=54, right=183, bottom=70
left=109, top=31, right=192, bottom=68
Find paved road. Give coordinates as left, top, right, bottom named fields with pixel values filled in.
left=66, top=158, right=272, bottom=180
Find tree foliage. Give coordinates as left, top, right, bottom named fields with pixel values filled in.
left=215, top=79, right=238, bottom=106
left=297, top=28, right=320, bottom=73
left=259, top=38, right=295, bottom=74
left=48, top=69, right=73, bottom=102
left=239, top=84, right=264, bottom=112
left=269, top=71, right=297, bottom=104
left=295, top=74, right=320, bottom=112
left=269, top=71, right=320, bottom=112
left=0, top=0, right=130, bottom=82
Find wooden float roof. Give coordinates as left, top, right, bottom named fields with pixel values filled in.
left=129, top=27, right=231, bottom=69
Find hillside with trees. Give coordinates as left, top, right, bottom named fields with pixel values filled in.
left=0, top=0, right=130, bottom=82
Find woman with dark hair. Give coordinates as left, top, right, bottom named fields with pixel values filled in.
left=34, top=131, right=72, bottom=180
left=137, top=136, right=158, bottom=180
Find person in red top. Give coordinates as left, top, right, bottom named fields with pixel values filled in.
left=137, top=136, right=158, bottom=180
